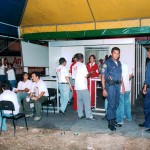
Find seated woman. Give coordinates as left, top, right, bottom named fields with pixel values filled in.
left=15, top=72, right=32, bottom=111
left=0, top=83, right=20, bottom=134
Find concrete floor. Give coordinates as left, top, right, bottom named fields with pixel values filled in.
left=9, top=93, right=150, bottom=139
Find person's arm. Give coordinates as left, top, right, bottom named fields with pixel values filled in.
left=143, top=84, right=147, bottom=95
left=17, top=88, right=30, bottom=93
left=121, top=77, right=125, bottom=94
left=101, top=74, right=108, bottom=97
left=65, top=76, right=73, bottom=91
left=31, top=92, right=45, bottom=100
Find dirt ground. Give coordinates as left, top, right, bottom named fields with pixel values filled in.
left=0, top=125, right=150, bottom=150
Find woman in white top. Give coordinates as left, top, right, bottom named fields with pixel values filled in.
left=6, top=63, right=16, bottom=90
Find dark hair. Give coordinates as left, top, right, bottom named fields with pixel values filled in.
left=32, top=71, right=40, bottom=78
left=111, top=47, right=120, bottom=53
left=59, top=57, right=66, bottom=65
left=4, top=57, right=8, bottom=61
left=76, top=53, right=83, bottom=61
left=22, top=72, right=29, bottom=81
left=72, top=54, right=77, bottom=62
left=89, top=55, right=96, bottom=61
left=2, top=82, right=11, bottom=90
left=8, top=63, right=13, bottom=68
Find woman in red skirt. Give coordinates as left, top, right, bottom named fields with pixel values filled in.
left=86, top=55, right=99, bottom=109
left=70, top=55, right=77, bottom=111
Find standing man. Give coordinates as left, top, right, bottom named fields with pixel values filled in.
left=24, top=72, right=49, bottom=121
left=116, top=62, right=133, bottom=125
left=139, top=49, right=150, bottom=133
left=73, top=53, right=95, bottom=120
left=56, top=58, right=73, bottom=115
left=101, top=47, right=124, bottom=131
left=0, top=58, right=7, bottom=82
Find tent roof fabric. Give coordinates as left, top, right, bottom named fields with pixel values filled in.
left=21, top=0, right=150, bottom=40
left=1, top=0, right=150, bottom=39
left=22, top=0, right=150, bottom=27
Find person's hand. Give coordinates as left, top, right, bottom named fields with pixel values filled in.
left=103, top=89, right=108, bottom=97
left=122, top=86, right=126, bottom=94
left=91, top=71, right=94, bottom=74
left=70, top=85, right=73, bottom=91
left=143, top=87, right=147, bottom=95
left=14, top=90, right=18, bottom=93
left=31, top=97, right=38, bottom=101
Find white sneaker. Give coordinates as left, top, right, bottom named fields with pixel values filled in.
left=34, top=117, right=42, bottom=121
left=25, top=113, right=34, bottom=118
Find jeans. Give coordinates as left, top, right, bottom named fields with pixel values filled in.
left=0, top=75, right=8, bottom=82
left=107, top=85, right=120, bottom=120
left=69, top=77, right=73, bottom=99
left=144, top=89, right=150, bottom=128
left=116, top=91, right=132, bottom=123
left=105, top=98, right=108, bottom=114
left=59, top=83, right=70, bottom=112
left=0, top=111, right=11, bottom=131
left=76, top=89, right=93, bottom=118
left=9, top=80, right=16, bottom=90
left=23, top=96, right=48, bottom=117
left=17, top=92, right=29, bottom=112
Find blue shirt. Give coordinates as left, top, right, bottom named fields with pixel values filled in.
left=101, top=57, right=122, bottom=81
left=145, top=61, right=150, bottom=85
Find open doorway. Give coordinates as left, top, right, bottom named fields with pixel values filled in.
left=85, top=47, right=109, bottom=64
left=85, top=47, right=109, bottom=112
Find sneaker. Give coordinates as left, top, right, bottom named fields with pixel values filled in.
left=91, top=107, right=95, bottom=110
left=138, top=123, right=145, bottom=127
left=34, top=116, right=42, bottom=121
left=59, top=110, right=65, bottom=116
left=78, top=116, right=85, bottom=119
left=25, top=113, right=34, bottom=118
left=86, top=116, right=97, bottom=121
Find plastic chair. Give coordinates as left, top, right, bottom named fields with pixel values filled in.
left=0, top=101, right=28, bottom=137
left=41, top=88, right=57, bottom=117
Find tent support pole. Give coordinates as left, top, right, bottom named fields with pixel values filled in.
left=86, top=0, right=96, bottom=30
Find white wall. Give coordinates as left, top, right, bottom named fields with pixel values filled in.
left=49, top=45, right=84, bottom=76
left=49, top=39, right=136, bottom=76
left=21, top=41, right=49, bottom=67
left=109, top=44, right=135, bottom=72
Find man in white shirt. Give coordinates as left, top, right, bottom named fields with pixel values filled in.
left=6, top=63, right=16, bottom=90
left=116, top=62, right=133, bottom=124
left=15, top=72, right=32, bottom=111
left=23, top=72, right=48, bottom=121
left=0, top=83, right=20, bottom=132
left=56, top=58, right=72, bottom=115
left=0, top=58, right=7, bottom=82
left=73, top=53, right=95, bottom=120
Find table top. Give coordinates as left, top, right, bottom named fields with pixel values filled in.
left=90, top=77, right=101, bottom=81
left=41, top=76, right=58, bottom=81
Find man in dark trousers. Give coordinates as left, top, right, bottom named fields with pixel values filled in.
left=139, top=49, right=150, bottom=133
left=101, top=47, right=124, bottom=131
